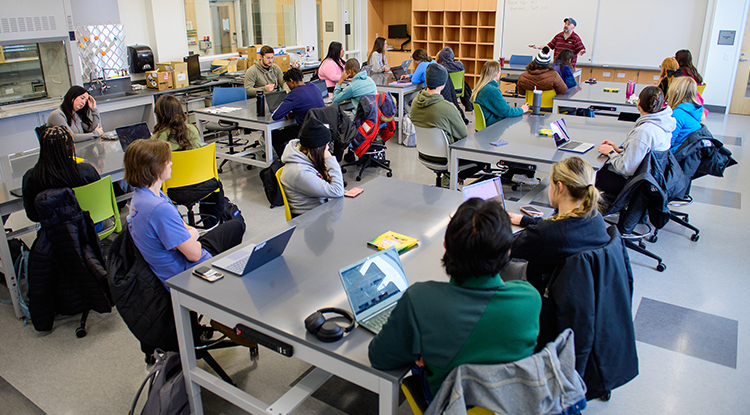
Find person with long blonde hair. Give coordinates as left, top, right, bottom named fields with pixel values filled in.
left=508, top=157, right=610, bottom=288
left=471, top=61, right=528, bottom=127
left=667, top=76, right=703, bottom=151
left=657, top=57, right=681, bottom=97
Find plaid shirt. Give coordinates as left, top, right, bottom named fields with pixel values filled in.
left=547, top=32, right=586, bottom=67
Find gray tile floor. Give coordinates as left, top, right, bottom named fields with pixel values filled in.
left=1, top=109, right=750, bottom=414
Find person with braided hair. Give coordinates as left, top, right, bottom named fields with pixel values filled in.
left=508, top=157, right=610, bottom=289
left=595, top=86, right=675, bottom=197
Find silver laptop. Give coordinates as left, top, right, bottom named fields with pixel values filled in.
left=551, top=118, right=594, bottom=153
left=213, top=226, right=296, bottom=276
left=338, top=247, right=410, bottom=334
left=462, top=176, right=523, bottom=234
left=401, top=59, right=412, bottom=70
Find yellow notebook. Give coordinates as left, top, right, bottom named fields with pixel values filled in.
left=368, top=231, right=418, bottom=254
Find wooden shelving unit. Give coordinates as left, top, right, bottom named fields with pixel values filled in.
left=412, top=2, right=496, bottom=88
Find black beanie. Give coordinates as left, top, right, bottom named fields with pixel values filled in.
left=425, top=63, right=448, bottom=89
left=298, top=118, right=331, bottom=149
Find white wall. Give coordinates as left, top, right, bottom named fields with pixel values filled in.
left=147, top=0, right=189, bottom=62
left=297, top=0, right=319, bottom=60
left=118, top=0, right=152, bottom=47
left=700, top=0, right=750, bottom=109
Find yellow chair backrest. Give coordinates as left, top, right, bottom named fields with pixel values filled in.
left=400, top=383, right=495, bottom=415
left=275, top=166, right=292, bottom=221
left=449, top=70, right=465, bottom=98
left=697, top=83, right=706, bottom=95
left=525, top=89, right=557, bottom=108
left=473, top=102, right=487, bottom=131
left=162, top=143, right=219, bottom=194
left=73, top=175, right=122, bottom=240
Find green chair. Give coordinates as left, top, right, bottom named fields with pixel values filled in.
left=473, top=103, right=487, bottom=131
left=449, top=70, right=465, bottom=98
left=73, top=175, right=122, bottom=240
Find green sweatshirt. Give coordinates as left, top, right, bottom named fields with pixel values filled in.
left=368, top=274, right=541, bottom=396
left=410, top=89, right=468, bottom=144
left=150, top=124, right=202, bottom=151
left=244, top=59, right=286, bottom=98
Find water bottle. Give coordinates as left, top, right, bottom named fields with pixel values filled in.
left=626, top=80, right=636, bottom=99
left=532, top=88, right=542, bottom=116
left=256, top=90, right=265, bottom=116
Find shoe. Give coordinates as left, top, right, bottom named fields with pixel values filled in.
left=511, top=174, right=539, bottom=186
left=440, top=174, right=450, bottom=188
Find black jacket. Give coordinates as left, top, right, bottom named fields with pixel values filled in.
left=305, top=104, right=360, bottom=160
left=538, top=226, right=638, bottom=400
left=674, top=125, right=737, bottom=190
left=28, top=188, right=112, bottom=332
left=107, top=227, right=179, bottom=355
left=22, top=163, right=100, bottom=222
left=607, top=150, right=688, bottom=234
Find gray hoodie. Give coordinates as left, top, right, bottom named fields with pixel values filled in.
left=279, top=139, right=344, bottom=216
left=244, top=59, right=286, bottom=98
left=607, top=106, right=675, bottom=177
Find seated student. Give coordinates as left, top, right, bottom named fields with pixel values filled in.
left=318, top=41, right=347, bottom=94
left=368, top=37, right=390, bottom=74
left=517, top=47, right=568, bottom=96
left=124, top=139, right=245, bottom=286
left=472, top=61, right=529, bottom=127
left=23, top=126, right=101, bottom=222
left=47, top=86, right=103, bottom=142
left=656, top=57, right=682, bottom=97
left=332, top=59, right=378, bottom=110
left=668, top=77, right=704, bottom=152
left=151, top=95, right=201, bottom=151
left=595, top=86, right=675, bottom=197
left=244, top=45, right=286, bottom=98
left=271, top=68, right=326, bottom=156
left=675, top=49, right=703, bottom=85
left=280, top=119, right=345, bottom=217
left=368, top=197, right=542, bottom=399
left=399, top=48, right=432, bottom=85
left=552, top=48, right=577, bottom=89
left=508, top=157, right=610, bottom=290
left=438, top=46, right=473, bottom=112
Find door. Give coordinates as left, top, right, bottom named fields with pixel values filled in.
left=729, top=14, right=750, bottom=114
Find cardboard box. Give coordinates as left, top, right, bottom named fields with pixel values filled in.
left=146, top=70, right=172, bottom=91
left=237, top=58, right=248, bottom=72
left=274, top=54, right=290, bottom=72
left=238, top=46, right=259, bottom=64
left=169, top=61, right=189, bottom=89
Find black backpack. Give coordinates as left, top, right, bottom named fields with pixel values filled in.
left=130, top=350, right=189, bottom=415
left=259, top=158, right=284, bottom=208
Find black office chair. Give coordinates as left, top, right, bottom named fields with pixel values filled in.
left=343, top=93, right=396, bottom=181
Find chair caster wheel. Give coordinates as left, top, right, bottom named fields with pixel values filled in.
left=356, top=176, right=362, bottom=181
left=217, top=168, right=223, bottom=174
left=600, top=391, right=612, bottom=401
left=656, top=263, right=666, bottom=272
left=342, top=168, right=347, bottom=174
left=512, top=184, right=518, bottom=191
left=386, top=172, right=393, bottom=177
left=76, top=327, right=87, bottom=338
left=246, top=165, right=253, bottom=170
left=647, top=235, right=658, bottom=243
left=691, top=233, right=700, bottom=242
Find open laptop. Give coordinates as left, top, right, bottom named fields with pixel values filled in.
left=115, top=122, right=151, bottom=151
left=310, top=79, right=328, bottom=99
left=213, top=226, right=296, bottom=276
left=338, top=247, right=409, bottom=334
left=400, top=59, right=412, bottom=70
left=265, top=90, right=287, bottom=114
left=391, top=66, right=407, bottom=81
left=360, top=65, right=372, bottom=76
left=550, top=118, right=594, bottom=153
left=462, top=176, right=523, bottom=233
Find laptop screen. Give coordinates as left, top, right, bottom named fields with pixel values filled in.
left=461, top=176, right=506, bottom=210
left=115, top=122, right=151, bottom=151
left=339, top=247, right=409, bottom=319
left=391, top=66, right=407, bottom=80
left=401, top=59, right=412, bottom=69
left=550, top=118, right=571, bottom=147
left=311, top=79, right=328, bottom=98
left=266, top=91, right=287, bottom=113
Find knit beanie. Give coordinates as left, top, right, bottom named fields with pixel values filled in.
left=425, top=63, right=448, bottom=89
left=534, top=47, right=552, bottom=67
left=298, top=118, right=331, bottom=149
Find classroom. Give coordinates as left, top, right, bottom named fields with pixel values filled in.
left=1, top=0, right=749, bottom=413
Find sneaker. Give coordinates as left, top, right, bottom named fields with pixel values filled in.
left=512, top=174, right=539, bottom=186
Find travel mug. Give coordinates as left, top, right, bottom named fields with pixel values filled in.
left=626, top=80, right=636, bottom=99
left=256, top=90, right=266, bottom=116
left=532, top=89, right=542, bottom=115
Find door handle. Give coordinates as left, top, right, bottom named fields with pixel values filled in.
left=741, top=58, right=748, bottom=62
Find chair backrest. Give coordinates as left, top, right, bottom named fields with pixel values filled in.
left=449, top=70, right=465, bottom=98
left=162, top=143, right=219, bottom=192
left=415, top=126, right=450, bottom=161
left=73, top=175, right=122, bottom=240
left=524, top=89, right=557, bottom=108
left=508, top=55, right=533, bottom=66
left=211, top=87, right=247, bottom=106
left=275, top=166, right=292, bottom=221
left=473, top=103, right=487, bottom=131
left=696, top=83, right=706, bottom=95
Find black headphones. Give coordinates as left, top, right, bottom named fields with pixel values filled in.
left=304, top=307, right=355, bottom=342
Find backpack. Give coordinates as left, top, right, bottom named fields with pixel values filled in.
left=0, top=238, right=31, bottom=325
left=130, top=350, right=190, bottom=415
left=259, top=158, right=285, bottom=208
left=401, top=113, right=416, bottom=147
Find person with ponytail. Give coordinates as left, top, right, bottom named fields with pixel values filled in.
left=280, top=118, right=344, bottom=217
left=508, top=157, right=610, bottom=289
left=675, top=49, right=703, bottom=85
left=151, top=95, right=202, bottom=151
left=472, top=61, right=529, bottom=127
left=22, top=126, right=101, bottom=222
left=47, top=86, right=103, bottom=142
left=656, top=57, right=682, bottom=97
left=595, top=86, right=675, bottom=197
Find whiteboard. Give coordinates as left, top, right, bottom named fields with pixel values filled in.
left=500, top=0, right=598, bottom=63
left=592, top=0, right=708, bottom=67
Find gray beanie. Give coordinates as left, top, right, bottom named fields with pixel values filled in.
left=425, top=63, right=448, bottom=89
left=534, top=46, right=552, bottom=67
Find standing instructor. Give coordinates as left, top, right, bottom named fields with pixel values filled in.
left=529, top=18, right=586, bottom=68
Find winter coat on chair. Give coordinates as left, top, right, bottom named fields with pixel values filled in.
left=107, top=226, right=179, bottom=355
left=352, top=93, right=397, bottom=157
left=28, top=188, right=112, bottom=332
left=673, top=125, right=737, bottom=187
left=305, top=104, right=359, bottom=161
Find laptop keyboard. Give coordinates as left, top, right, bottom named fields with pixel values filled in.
left=363, top=303, right=397, bottom=333
left=561, top=141, right=583, bottom=149
left=224, top=256, right=250, bottom=275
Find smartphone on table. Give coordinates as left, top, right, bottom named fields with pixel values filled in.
left=193, top=266, right=224, bottom=282
left=520, top=205, right=544, bottom=218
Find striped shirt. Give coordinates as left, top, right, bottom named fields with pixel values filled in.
left=547, top=32, right=586, bottom=68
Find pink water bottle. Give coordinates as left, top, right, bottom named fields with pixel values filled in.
left=626, top=80, right=636, bottom=99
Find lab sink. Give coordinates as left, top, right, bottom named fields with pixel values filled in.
left=96, top=91, right=142, bottom=102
